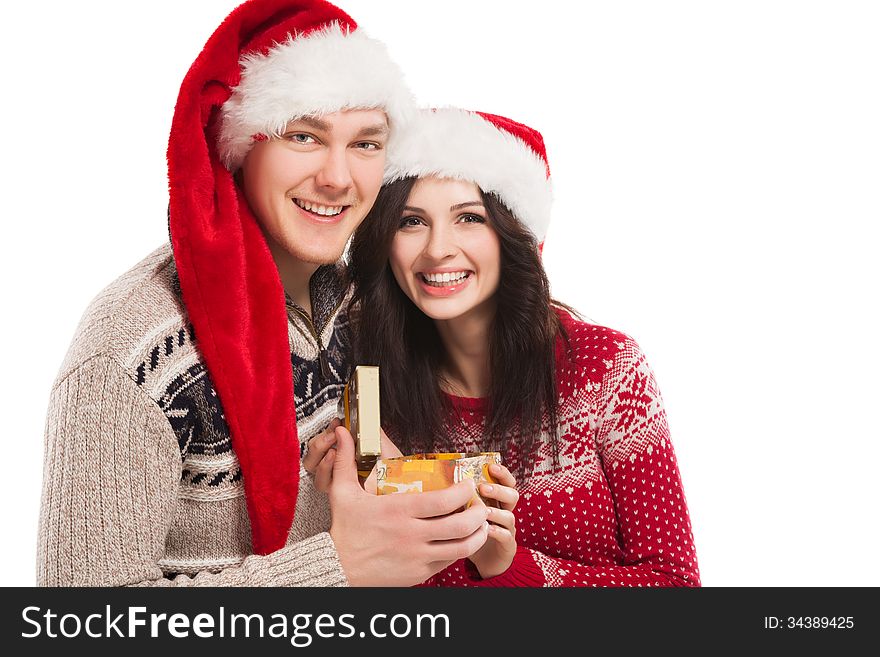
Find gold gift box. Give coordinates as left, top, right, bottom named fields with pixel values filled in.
left=376, top=452, right=502, bottom=507
left=338, top=366, right=382, bottom=479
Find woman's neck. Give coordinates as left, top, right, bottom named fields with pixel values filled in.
left=435, top=302, right=496, bottom=398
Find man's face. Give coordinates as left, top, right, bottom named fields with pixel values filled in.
left=240, top=109, right=389, bottom=267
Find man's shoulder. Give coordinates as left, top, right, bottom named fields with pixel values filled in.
left=56, top=244, right=192, bottom=385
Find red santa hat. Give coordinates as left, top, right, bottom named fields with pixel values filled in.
left=167, top=0, right=413, bottom=556
left=384, top=108, right=553, bottom=244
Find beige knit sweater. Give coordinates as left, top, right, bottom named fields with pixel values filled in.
left=37, top=245, right=352, bottom=586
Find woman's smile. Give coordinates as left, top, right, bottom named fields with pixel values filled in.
left=416, top=269, right=474, bottom=296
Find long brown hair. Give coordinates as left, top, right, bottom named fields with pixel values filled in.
left=348, top=177, right=572, bottom=482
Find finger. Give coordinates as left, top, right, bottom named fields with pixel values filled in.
left=302, top=431, right=336, bottom=474
left=303, top=419, right=341, bottom=473
left=329, top=426, right=362, bottom=494
left=479, top=483, right=520, bottom=511
left=405, top=479, right=479, bottom=519
left=488, top=463, right=516, bottom=488
left=314, top=448, right=336, bottom=493
left=486, top=507, right=516, bottom=533
left=417, top=500, right=490, bottom=542
left=487, top=525, right=516, bottom=547
left=427, top=521, right=490, bottom=562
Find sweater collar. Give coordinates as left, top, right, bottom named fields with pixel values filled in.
left=283, top=262, right=350, bottom=335
left=170, top=256, right=349, bottom=336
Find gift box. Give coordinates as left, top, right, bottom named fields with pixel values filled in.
left=338, top=366, right=381, bottom=479
left=376, top=452, right=502, bottom=507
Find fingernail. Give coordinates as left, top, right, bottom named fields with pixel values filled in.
left=486, top=507, right=494, bottom=516
left=482, top=484, right=493, bottom=494
left=483, top=521, right=489, bottom=531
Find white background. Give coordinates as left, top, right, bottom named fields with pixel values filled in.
left=1, top=0, right=877, bottom=586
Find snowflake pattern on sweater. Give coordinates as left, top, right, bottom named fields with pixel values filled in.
left=423, top=309, right=700, bottom=587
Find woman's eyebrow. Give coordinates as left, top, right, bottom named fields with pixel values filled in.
left=450, top=201, right=484, bottom=211
left=403, top=201, right=484, bottom=214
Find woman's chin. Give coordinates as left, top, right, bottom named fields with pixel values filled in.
left=416, top=303, right=472, bottom=322
left=414, top=296, right=495, bottom=324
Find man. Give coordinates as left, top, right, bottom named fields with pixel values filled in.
left=37, top=0, right=489, bottom=586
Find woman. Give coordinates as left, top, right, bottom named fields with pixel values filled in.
left=349, top=108, right=700, bottom=586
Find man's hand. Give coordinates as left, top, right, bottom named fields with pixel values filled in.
left=327, top=426, right=490, bottom=587
left=302, top=422, right=401, bottom=493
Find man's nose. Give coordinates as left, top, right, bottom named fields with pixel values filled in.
left=315, top=147, right=354, bottom=190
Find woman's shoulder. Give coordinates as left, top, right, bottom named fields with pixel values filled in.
left=551, top=304, right=646, bottom=374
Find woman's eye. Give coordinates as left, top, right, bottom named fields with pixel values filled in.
left=399, top=216, right=424, bottom=228
left=459, top=214, right=486, bottom=224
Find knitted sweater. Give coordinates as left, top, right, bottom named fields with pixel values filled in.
left=37, top=244, right=353, bottom=586
left=423, top=309, right=700, bottom=587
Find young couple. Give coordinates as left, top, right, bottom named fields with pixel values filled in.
left=37, top=0, right=699, bottom=587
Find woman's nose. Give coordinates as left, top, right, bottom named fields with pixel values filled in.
left=424, top=225, right=457, bottom=260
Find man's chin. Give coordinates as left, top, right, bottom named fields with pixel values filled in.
left=293, top=246, right=347, bottom=267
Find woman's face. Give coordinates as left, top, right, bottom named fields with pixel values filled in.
left=389, top=177, right=501, bottom=322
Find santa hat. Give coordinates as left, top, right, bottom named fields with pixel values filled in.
left=384, top=108, right=553, bottom=244
left=167, top=0, right=413, bottom=556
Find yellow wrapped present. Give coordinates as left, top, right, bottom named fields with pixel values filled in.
left=376, top=452, right=502, bottom=507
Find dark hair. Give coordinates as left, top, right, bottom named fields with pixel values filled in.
left=348, top=177, right=574, bottom=483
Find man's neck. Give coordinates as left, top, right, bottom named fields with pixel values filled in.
left=265, top=237, right=319, bottom=317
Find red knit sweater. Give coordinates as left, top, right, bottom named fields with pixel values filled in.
left=421, top=309, right=700, bottom=587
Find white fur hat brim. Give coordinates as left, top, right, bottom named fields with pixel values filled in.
left=219, top=22, right=414, bottom=171
left=384, top=108, right=553, bottom=243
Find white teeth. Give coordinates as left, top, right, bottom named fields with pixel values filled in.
left=422, top=271, right=469, bottom=286
left=294, top=199, right=344, bottom=216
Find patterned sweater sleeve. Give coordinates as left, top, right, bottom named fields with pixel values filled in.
left=37, top=354, right=348, bottom=587
left=425, top=335, right=700, bottom=587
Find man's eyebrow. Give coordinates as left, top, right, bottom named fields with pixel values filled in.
left=288, top=116, right=332, bottom=132
left=450, top=201, right=484, bottom=211
left=284, top=118, right=389, bottom=139
left=356, top=124, right=390, bottom=139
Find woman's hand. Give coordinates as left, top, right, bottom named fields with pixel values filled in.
left=302, top=418, right=342, bottom=493
left=467, top=464, right=519, bottom=579
left=303, top=420, right=402, bottom=493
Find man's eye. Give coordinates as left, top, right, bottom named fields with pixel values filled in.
left=355, top=142, right=381, bottom=151
left=286, top=133, right=316, bottom=144
left=399, top=216, right=424, bottom=228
